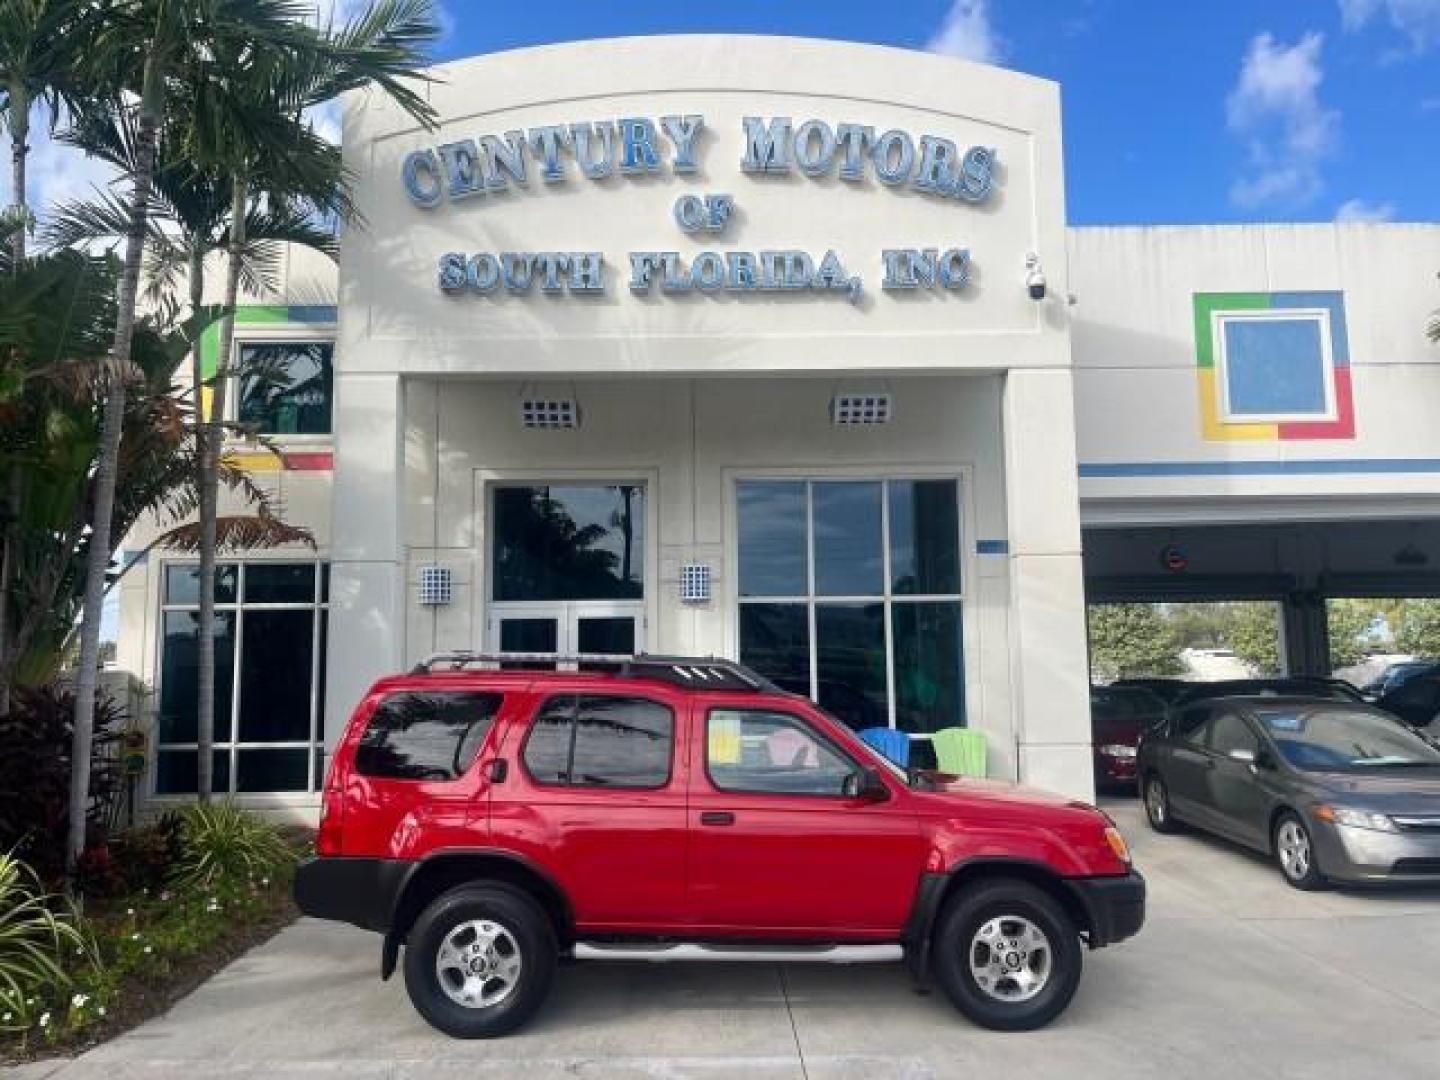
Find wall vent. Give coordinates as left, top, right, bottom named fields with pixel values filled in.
left=417, top=565, right=453, bottom=606
left=520, top=398, right=579, bottom=429
left=830, top=393, right=892, bottom=426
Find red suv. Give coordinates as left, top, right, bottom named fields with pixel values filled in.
left=296, top=655, right=1144, bottom=1038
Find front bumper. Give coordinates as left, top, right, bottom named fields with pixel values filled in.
left=1066, top=870, right=1146, bottom=948
left=1313, top=822, right=1440, bottom=885
left=294, top=856, right=407, bottom=933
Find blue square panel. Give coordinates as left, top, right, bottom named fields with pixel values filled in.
left=1222, top=317, right=1329, bottom=417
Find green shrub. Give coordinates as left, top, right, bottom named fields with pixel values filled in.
left=107, top=814, right=185, bottom=896
left=0, top=851, right=99, bottom=1034
left=170, top=804, right=294, bottom=892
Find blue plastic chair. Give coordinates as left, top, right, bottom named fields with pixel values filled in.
left=858, top=727, right=911, bottom=767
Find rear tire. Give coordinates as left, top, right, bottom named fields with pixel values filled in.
left=1273, top=812, right=1327, bottom=891
left=932, top=879, right=1083, bottom=1031
left=403, top=883, right=557, bottom=1038
left=1143, top=774, right=1182, bottom=834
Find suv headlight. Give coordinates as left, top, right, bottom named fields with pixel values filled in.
left=1097, top=744, right=1138, bottom=759
left=1315, top=805, right=1398, bottom=833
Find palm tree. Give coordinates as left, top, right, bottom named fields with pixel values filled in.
left=184, top=0, right=438, bottom=800
left=50, top=106, right=336, bottom=801
left=0, top=0, right=100, bottom=718
left=0, top=0, right=95, bottom=262
left=64, top=0, right=385, bottom=876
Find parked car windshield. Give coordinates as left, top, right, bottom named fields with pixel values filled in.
left=1256, top=706, right=1440, bottom=771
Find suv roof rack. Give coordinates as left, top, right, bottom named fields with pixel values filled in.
left=408, top=652, right=781, bottom=693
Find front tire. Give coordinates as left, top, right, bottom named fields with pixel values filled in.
left=932, top=879, right=1083, bottom=1031
left=1273, top=812, right=1327, bottom=891
left=1143, top=774, right=1181, bottom=834
left=403, top=884, right=557, bottom=1038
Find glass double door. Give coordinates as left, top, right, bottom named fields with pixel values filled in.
left=489, top=602, right=643, bottom=663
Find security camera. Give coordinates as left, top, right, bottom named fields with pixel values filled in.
left=1025, top=253, right=1047, bottom=301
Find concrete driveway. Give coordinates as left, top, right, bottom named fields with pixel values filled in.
left=19, top=799, right=1440, bottom=1080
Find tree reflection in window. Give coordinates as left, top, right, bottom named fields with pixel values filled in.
left=356, top=692, right=503, bottom=781
left=237, top=342, right=334, bottom=435
left=493, top=485, right=644, bottom=601
left=521, top=695, right=672, bottom=787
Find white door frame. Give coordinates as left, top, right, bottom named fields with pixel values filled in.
left=487, top=600, right=646, bottom=658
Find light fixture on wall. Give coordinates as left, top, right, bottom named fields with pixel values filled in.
left=680, top=562, right=712, bottom=603
left=417, top=565, right=453, bottom=606
left=1025, top=252, right=1047, bottom=301
left=830, top=392, right=893, bottom=426
left=519, top=383, right=581, bottom=429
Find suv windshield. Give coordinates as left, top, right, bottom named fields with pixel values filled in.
left=1255, top=706, right=1440, bottom=771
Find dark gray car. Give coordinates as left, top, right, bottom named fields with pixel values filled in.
left=1137, top=696, right=1440, bottom=889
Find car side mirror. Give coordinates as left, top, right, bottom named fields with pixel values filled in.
left=1228, top=748, right=1255, bottom=764
left=844, top=767, right=889, bottom=802
left=1252, top=748, right=1277, bottom=771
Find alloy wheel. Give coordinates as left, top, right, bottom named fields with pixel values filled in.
left=435, top=919, right=523, bottom=1009
left=968, top=915, right=1053, bottom=1003
left=1276, top=820, right=1311, bottom=882
left=1146, top=778, right=1167, bottom=826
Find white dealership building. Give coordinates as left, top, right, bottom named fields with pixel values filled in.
left=115, top=36, right=1440, bottom=810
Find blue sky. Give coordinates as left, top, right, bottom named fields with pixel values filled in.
left=8, top=2, right=1433, bottom=230
left=423, top=0, right=1439, bottom=226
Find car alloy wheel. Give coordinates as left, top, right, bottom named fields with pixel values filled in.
left=1273, top=813, right=1325, bottom=891
left=434, top=919, right=523, bottom=1009
left=1144, top=775, right=1179, bottom=834
left=932, top=879, right=1082, bottom=1031
left=968, top=915, right=1052, bottom=1004
left=403, top=883, right=557, bottom=1038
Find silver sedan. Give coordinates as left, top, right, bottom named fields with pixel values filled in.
left=1136, top=696, right=1440, bottom=889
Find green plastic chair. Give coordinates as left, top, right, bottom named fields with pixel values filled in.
left=932, top=727, right=987, bottom=778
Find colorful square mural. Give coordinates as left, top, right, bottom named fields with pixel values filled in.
left=202, top=304, right=337, bottom=473
left=1193, top=291, right=1354, bottom=441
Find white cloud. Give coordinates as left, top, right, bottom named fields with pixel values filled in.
left=927, top=0, right=1004, bottom=64
left=1339, top=0, right=1440, bottom=52
left=1335, top=197, right=1397, bottom=221
left=1226, top=32, right=1340, bottom=209
left=0, top=105, right=124, bottom=232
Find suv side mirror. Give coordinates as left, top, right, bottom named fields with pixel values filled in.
left=1227, top=748, right=1255, bottom=764
left=1252, top=747, right=1277, bottom=771
left=844, top=767, right=889, bottom=802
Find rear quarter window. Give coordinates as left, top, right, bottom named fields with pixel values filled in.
left=355, top=691, right=503, bottom=781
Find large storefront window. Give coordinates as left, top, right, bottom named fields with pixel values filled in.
left=156, top=561, right=328, bottom=794
left=737, top=479, right=965, bottom=734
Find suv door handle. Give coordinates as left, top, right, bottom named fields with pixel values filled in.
left=700, top=811, right=735, bottom=826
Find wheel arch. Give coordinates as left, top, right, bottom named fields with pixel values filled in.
left=390, top=850, right=575, bottom=959
left=903, top=858, right=1096, bottom=981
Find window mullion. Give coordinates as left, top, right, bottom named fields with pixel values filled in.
left=229, top=564, right=244, bottom=795
left=805, top=481, right=818, bottom=702
left=881, top=480, right=897, bottom=731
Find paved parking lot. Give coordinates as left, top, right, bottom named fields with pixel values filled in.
left=18, top=799, right=1440, bottom=1080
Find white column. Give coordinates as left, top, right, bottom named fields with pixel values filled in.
left=324, top=372, right=405, bottom=752
left=1002, top=369, right=1095, bottom=801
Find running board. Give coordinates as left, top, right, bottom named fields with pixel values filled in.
left=573, top=942, right=903, bottom=964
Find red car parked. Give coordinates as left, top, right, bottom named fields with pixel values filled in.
left=296, top=655, right=1144, bottom=1038
left=1091, top=685, right=1168, bottom=791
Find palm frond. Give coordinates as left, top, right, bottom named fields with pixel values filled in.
left=155, top=513, right=316, bottom=554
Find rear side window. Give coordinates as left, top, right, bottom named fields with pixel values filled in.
left=356, top=691, right=503, bottom=781
left=522, top=695, right=673, bottom=788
